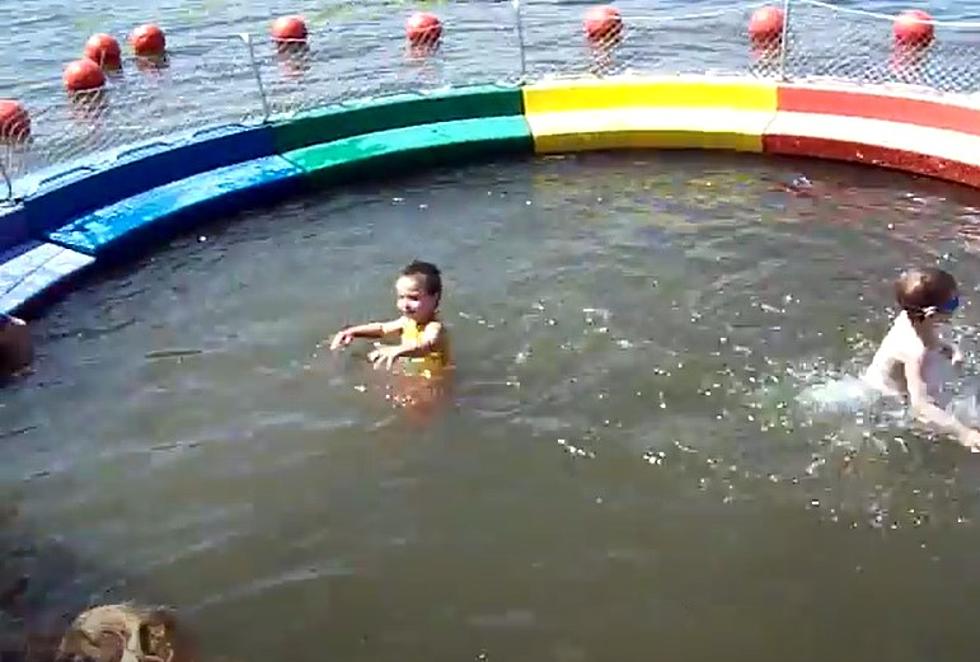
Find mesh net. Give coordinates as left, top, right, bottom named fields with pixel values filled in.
left=1, top=0, right=978, bottom=203
left=783, top=0, right=980, bottom=94
left=518, top=2, right=786, bottom=81
left=259, top=1, right=524, bottom=118
left=1, top=35, right=264, bottom=187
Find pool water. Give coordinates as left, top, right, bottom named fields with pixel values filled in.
left=5, top=151, right=980, bottom=660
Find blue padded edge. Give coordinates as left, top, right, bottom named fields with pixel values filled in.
left=19, top=122, right=277, bottom=237
left=0, top=241, right=94, bottom=315
left=0, top=204, right=29, bottom=254
left=46, top=155, right=304, bottom=257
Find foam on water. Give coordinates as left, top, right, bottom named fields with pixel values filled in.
left=792, top=355, right=980, bottom=455
left=945, top=376, right=980, bottom=427
left=797, top=374, right=883, bottom=415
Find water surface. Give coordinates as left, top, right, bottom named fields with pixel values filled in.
left=5, top=152, right=980, bottom=659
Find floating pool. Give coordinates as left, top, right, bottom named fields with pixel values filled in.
left=5, top=151, right=980, bottom=660
left=2, top=0, right=980, bottom=657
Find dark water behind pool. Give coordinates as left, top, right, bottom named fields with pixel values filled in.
left=2, top=0, right=979, bottom=123
left=4, top=0, right=980, bottom=176
left=5, top=151, right=980, bottom=660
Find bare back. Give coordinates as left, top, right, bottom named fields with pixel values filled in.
left=864, top=311, right=951, bottom=403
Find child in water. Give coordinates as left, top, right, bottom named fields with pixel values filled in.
left=863, top=267, right=980, bottom=450
left=329, top=260, right=450, bottom=375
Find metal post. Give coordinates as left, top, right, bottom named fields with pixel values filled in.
left=778, top=0, right=792, bottom=81
left=0, top=160, right=11, bottom=203
left=512, top=0, right=528, bottom=83
left=240, top=32, right=272, bottom=122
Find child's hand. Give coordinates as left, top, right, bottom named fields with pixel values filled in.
left=368, top=345, right=403, bottom=370
left=329, top=329, right=355, bottom=351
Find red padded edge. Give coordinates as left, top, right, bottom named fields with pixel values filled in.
left=777, top=87, right=980, bottom=137
left=763, top=134, right=980, bottom=188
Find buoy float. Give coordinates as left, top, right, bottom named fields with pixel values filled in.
left=83, top=33, right=122, bottom=69
left=0, top=100, right=30, bottom=141
left=583, top=5, right=623, bottom=44
left=748, top=6, right=784, bottom=45
left=893, top=9, right=934, bottom=48
left=130, top=24, right=166, bottom=56
left=406, top=12, right=442, bottom=47
left=63, top=58, right=106, bottom=92
left=271, top=15, right=308, bottom=43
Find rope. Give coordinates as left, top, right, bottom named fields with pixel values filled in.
left=795, top=0, right=980, bottom=28
left=627, top=1, right=774, bottom=23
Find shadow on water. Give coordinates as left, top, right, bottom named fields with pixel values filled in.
left=0, top=497, right=119, bottom=660
left=0, top=428, right=197, bottom=660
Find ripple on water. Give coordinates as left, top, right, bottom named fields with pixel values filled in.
left=5, top=152, right=980, bottom=659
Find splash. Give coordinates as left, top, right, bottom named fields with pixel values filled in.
left=796, top=374, right=882, bottom=416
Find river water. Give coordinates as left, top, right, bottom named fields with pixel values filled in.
left=2, top=0, right=979, bottom=174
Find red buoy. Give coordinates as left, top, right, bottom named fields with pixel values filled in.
left=748, top=6, right=784, bottom=45
left=271, top=15, right=308, bottom=43
left=130, top=24, right=166, bottom=56
left=63, top=58, right=106, bottom=92
left=893, top=9, right=934, bottom=48
left=406, top=12, right=442, bottom=46
left=583, top=5, right=623, bottom=43
left=83, top=33, right=122, bottom=69
left=0, top=100, right=30, bottom=141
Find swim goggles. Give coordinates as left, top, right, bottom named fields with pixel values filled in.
left=924, top=296, right=959, bottom=316
left=940, top=295, right=960, bottom=313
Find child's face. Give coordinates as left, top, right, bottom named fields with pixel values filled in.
left=395, top=274, right=438, bottom=322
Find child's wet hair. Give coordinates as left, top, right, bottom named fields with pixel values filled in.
left=895, top=267, right=957, bottom=319
left=401, top=260, right=442, bottom=297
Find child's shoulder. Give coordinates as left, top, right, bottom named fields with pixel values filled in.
left=880, top=312, right=926, bottom=356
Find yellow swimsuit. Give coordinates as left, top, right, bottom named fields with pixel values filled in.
left=400, top=318, right=450, bottom=377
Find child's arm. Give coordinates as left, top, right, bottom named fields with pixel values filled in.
left=904, top=355, right=980, bottom=450
left=329, top=319, right=402, bottom=350
left=368, top=321, right=444, bottom=369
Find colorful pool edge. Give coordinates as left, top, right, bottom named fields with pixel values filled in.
left=3, top=76, right=979, bottom=315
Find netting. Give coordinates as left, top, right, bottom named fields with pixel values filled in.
left=1, top=35, right=265, bottom=186
left=518, top=2, right=786, bottom=80
left=260, top=2, right=524, bottom=118
left=1, top=0, right=978, bottom=203
left=784, top=0, right=980, bottom=93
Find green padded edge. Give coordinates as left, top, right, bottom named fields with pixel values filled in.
left=281, top=115, right=532, bottom=184
left=273, top=84, right=525, bottom=153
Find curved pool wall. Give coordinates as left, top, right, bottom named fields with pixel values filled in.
left=2, top=75, right=979, bottom=315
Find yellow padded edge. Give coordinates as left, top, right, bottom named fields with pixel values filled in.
left=526, top=108, right=773, bottom=154
left=534, top=129, right=762, bottom=153
left=522, top=76, right=779, bottom=114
